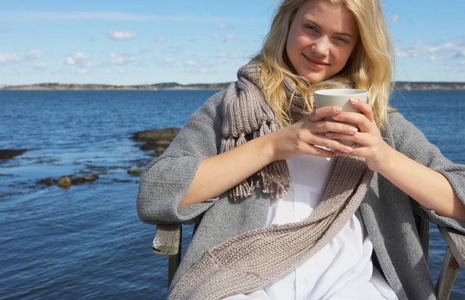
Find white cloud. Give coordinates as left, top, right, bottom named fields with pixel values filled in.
left=0, top=50, right=42, bottom=64
left=391, top=15, right=399, bottom=25
left=108, top=52, right=139, bottom=64
left=0, top=11, right=250, bottom=23
left=162, top=44, right=186, bottom=54
left=110, top=56, right=137, bottom=64
left=216, top=52, right=244, bottom=64
left=225, top=34, right=240, bottom=43
left=0, top=53, right=25, bottom=64
left=396, top=40, right=465, bottom=64
left=216, top=24, right=232, bottom=30
left=77, top=69, right=90, bottom=74
left=33, top=62, right=48, bottom=69
left=155, top=37, right=166, bottom=43
left=212, top=32, right=220, bottom=40
left=185, top=60, right=198, bottom=66
left=26, top=49, right=42, bottom=59
left=65, top=52, right=91, bottom=67
left=1, top=27, right=9, bottom=32
left=156, top=58, right=176, bottom=66
left=109, top=30, right=137, bottom=41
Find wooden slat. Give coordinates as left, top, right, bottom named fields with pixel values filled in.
left=435, top=248, right=460, bottom=300
left=438, top=226, right=465, bottom=267
left=418, top=217, right=430, bottom=263
left=168, top=252, right=181, bottom=288
left=152, top=224, right=182, bottom=256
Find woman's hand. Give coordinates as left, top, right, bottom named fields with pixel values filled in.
left=268, top=105, right=359, bottom=161
left=326, top=98, right=465, bottom=221
left=323, top=98, right=392, bottom=172
left=180, top=104, right=358, bottom=206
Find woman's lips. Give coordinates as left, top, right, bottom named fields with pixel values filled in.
left=303, top=54, right=328, bottom=69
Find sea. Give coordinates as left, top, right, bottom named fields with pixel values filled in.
left=0, top=89, right=464, bottom=299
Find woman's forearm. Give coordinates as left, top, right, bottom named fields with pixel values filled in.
left=179, top=135, right=275, bottom=206
left=378, top=147, right=465, bottom=221
left=179, top=107, right=353, bottom=207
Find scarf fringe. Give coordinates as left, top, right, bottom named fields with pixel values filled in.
left=221, top=61, right=351, bottom=201
left=222, top=119, right=291, bottom=200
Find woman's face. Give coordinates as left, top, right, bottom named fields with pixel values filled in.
left=286, top=0, right=359, bottom=83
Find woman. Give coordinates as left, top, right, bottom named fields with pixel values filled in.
left=137, top=0, right=465, bottom=299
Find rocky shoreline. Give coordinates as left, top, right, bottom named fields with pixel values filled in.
left=1, top=128, right=180, bottom=196
left=0, top=149, right=28, bottom=160
left=130, top=127, right=180, bottom=156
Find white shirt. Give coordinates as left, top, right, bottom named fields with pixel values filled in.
left=225, top=155, right=398, bottom=300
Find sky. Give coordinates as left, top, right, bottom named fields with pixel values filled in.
left=1, top=0, right=465, bottom=86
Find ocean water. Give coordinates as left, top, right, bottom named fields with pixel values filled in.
left=0, top=89, right=464, bottom=299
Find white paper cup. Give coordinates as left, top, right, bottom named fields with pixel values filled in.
left=314, top=89, right=368, bottom=147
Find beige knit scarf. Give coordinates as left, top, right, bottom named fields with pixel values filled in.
left=168, top=62, right=373, bottom=299
left=169, top=156, right=373, bottom=300
left=221, top=61, right=351, bottom=200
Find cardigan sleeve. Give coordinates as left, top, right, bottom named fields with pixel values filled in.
left=136, top=90, right=226, bottom=225
left=387, top=112, right=465, bottom=232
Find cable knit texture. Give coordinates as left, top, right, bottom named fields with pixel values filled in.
left=168, top=156, right=373, bottom=300
left=221, top=61, right=350, bottom=200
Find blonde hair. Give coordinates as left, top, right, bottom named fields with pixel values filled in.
left=253, top=0, right=394, bottom=128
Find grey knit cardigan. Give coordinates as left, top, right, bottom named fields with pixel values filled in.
left=137, top=90, right=465, bottom=300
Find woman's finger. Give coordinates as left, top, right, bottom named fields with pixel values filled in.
left=308, top=120, right=359, bottom=135
left=332, top=111, right=372, bottom=133
left=308, top=106, right=342, bottom=122
left=349, top=98, right=375, bottom=122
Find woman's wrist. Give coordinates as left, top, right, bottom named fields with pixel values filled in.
left=367, top=142, right=396, bottom=175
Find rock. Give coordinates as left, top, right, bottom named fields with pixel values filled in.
left=131, top=127, right=180, bottom=141
left=131, top=127, right=180, bottom=156
left=0, top=192, right=23, bottom=198
left=37, top=174, right=99, bottom=189
left=71, top=175, right=99, bottom=185
left=0, top=149, right=28, bottom=160
left=57, top=176, right=71, bottom=188
left=37, top=177, right=58, bottom=186
left=127, top=168, right=142, bottom=176
left=155, top=146, right=166, bottom=156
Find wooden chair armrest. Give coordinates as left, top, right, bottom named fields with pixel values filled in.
left=435, top=226, right=465, bottom=299
left=152, top=224, right=182, bottom=255
left=438, top=226, right=465, bottom=268
left=152, top=224, right=182, bottom=289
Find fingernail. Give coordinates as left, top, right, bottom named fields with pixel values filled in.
left=350, top=98, right=358, bottom=104
left=334, top=106, right=342, bottom=113
left=345, top=146, right=353, bottom=153
left=350, top=127, right=358, bottom=134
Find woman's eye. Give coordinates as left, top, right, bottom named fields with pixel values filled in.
left=306, top=25, right=318, bottom=33
left=334, top=37, right=349, bottom=44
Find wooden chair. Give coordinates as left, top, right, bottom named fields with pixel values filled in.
left=152, top=218, right=465, bottom=299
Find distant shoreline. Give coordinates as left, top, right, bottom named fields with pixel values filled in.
left=1, top=81, right=465, bottom=91
left=0, top=82, right=232, bottom=91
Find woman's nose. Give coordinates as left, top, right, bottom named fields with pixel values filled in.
left=312, top=36, right=330, bottom=57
